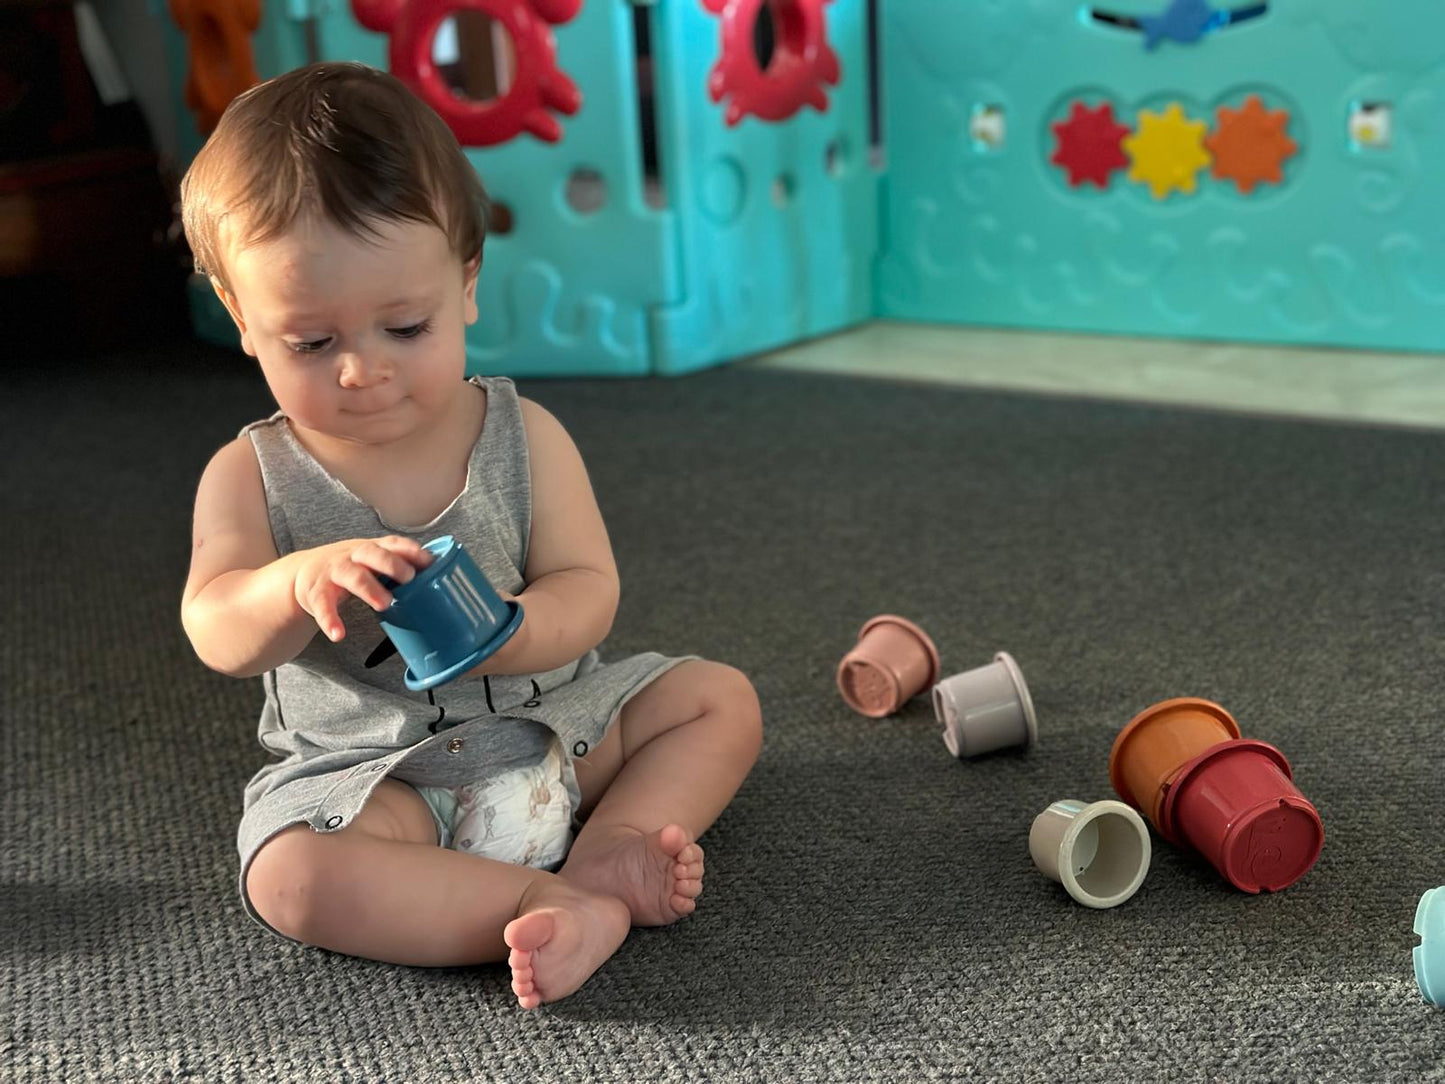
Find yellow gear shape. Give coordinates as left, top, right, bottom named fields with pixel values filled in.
left=1123, top=103, right=1212, bottom=200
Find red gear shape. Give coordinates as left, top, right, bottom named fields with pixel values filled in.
left=351, top=0, right=582, bottom=147
left=703, top=0, right=841, bottom=126
left=1051, top=101, right=1131, bottom=189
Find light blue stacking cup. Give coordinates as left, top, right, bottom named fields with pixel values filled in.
left=1416, top=886, right=1445, bottom=1007
left=377, top=535, right=524, bottom=692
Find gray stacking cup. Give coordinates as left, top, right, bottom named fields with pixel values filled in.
left=933, top=651, right=1038, bottom=758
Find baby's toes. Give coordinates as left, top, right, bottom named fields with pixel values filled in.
left=676, top=841, right=704, bottom=868
left=510, top=955, right=540, bottom=1007
left=674, top=875, right=703, bottom=900
left=669, top=892, right=698, bottom=916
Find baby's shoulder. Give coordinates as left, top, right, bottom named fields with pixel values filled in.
left=515, top=395, right=583, bottom=459
left=198, top=434, right=263, bottom=496
left=192, top=433, right=268, bottom=534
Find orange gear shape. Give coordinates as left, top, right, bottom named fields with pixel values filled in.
left=1050, top=101, right=1131, bottom=189
left=703, top=0, right=841, bottom=126
left=1205, top=94, right=1298, bottom=194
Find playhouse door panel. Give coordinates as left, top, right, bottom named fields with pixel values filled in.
left=878, top=0, right=1445, bottom=353
left=647, top=0, right=879, bottom=375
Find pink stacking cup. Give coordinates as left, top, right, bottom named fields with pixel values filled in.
left=1159, top=738, right=1324, bottom=893
left=835, top=615, right=941, bottom=718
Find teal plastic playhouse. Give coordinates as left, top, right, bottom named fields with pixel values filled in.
left=159, top=0, right=1445, bottom=376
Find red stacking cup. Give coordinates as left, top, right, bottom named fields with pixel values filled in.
left=1159, top=738, right=1324, bottom=893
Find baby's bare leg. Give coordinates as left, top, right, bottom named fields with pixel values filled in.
left=245, top=779, right=628, bottom=1008
left=560, top=660, right=763, bottom=926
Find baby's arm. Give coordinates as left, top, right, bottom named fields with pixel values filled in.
left=473, top=398, right=620, bottom=676
left=180, top=437, right=432, bottom=677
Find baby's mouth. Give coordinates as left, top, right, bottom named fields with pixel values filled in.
left=346, top=398, right=401, bottom=416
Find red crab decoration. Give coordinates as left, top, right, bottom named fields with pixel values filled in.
left=351, top=0, right=582, bottom=146
left=703, top=0, right=840, bottom=126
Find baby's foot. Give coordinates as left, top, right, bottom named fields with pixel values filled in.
left=560, top=824, right=705, bottom=927
left=504, top=882, right=630, bottom=1011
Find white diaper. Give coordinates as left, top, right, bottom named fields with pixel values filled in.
left=415, top=742, right=574, bottom=870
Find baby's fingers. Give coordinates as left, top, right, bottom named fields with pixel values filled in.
left=301, top=586, right=348, bottom=642
left=372, top=535, right=434, bottom=570
left=354, top=538, right=431, bottom=590
left=334, top=556, right=396, bottom=612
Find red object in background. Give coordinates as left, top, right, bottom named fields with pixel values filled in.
left=1160, top=738, right=1325, bottom=893
left=1051, top=100, right=1131, bottom=189
left=166, top=0, right=262, bottom=134
left=704, top=0, right=840, bottom=126
left=352, top=0, right=582, bottom=146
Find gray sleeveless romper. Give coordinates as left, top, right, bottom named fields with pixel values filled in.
left=235, top=376, right=691, bottom=934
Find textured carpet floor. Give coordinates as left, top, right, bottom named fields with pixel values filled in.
left=3, top=338, right=1443, bottom=1082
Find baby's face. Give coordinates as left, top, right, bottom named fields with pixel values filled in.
left=220, top=213, right=479, bottom=446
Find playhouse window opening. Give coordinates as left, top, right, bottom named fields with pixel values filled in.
left=566, top=168, right=607, bottom=215
left=1220, top=3, right=1268, bottom=27
left=1088, top=9, right=1140, bottom=31
left=1087, top=2, right=1268, bottom=34
left=752, top=0, right=809, bottom=73
left=753, top=2, right=776, bottom=71
left=433, top=11, right=515, bottom=103
left=631, top=4, right=667, bottom=209
left=486, top=200, right=514, bottom=236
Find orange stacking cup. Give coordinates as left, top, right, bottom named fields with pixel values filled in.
left=1108, top=697, right=1240, bottom=831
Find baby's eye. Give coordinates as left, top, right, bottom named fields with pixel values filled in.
left=287, top=337, right=332, bottom=354
left=389, top=319, right=433, bottom=340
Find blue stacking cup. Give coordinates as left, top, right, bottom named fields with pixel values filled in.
left=1417, top=886, right=1445, bottom=1007
left=377, top=535, right=524, bottom=692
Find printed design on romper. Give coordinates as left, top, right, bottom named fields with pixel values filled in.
left=363, top=637, right=543, bottom=729
left=1122, top=102, right=1212, bottom=199
left=350, top=0, right=583, bottom=146
left=364, top=636, right=449, bottom=732
left=1050, top=101, right=1132, bottom=189
left=703, top=0, right=841, bottom=126
left=1204, top=94, right=1297, bottom=194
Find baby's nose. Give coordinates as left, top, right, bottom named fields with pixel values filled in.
left=338, top=352, right=390, bottom=387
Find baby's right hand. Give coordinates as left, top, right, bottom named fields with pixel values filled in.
left=293, top=536, right=433, bottom=642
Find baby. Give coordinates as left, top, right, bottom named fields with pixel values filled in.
left=178, top=61, right=762, bottom=1010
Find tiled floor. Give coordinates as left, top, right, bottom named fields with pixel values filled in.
left=749, top=322, right=1445, bottom=431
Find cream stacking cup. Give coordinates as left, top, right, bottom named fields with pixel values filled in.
left=1029, top=799, right=1151, bottom=909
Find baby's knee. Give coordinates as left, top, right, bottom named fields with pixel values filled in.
left=245, top=826, right=330, bottom=943
left=700, top=661, right=763, bottom=755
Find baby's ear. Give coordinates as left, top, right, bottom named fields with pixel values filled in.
left=210, top=276, right=257, bottom=357
left=462, top=256, right=481, bottom=326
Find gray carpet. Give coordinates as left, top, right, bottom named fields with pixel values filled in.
left=4, top=338, right=1443, bottom=1082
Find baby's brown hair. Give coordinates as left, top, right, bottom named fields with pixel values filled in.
left=181, top=61, right=488, bottom=292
